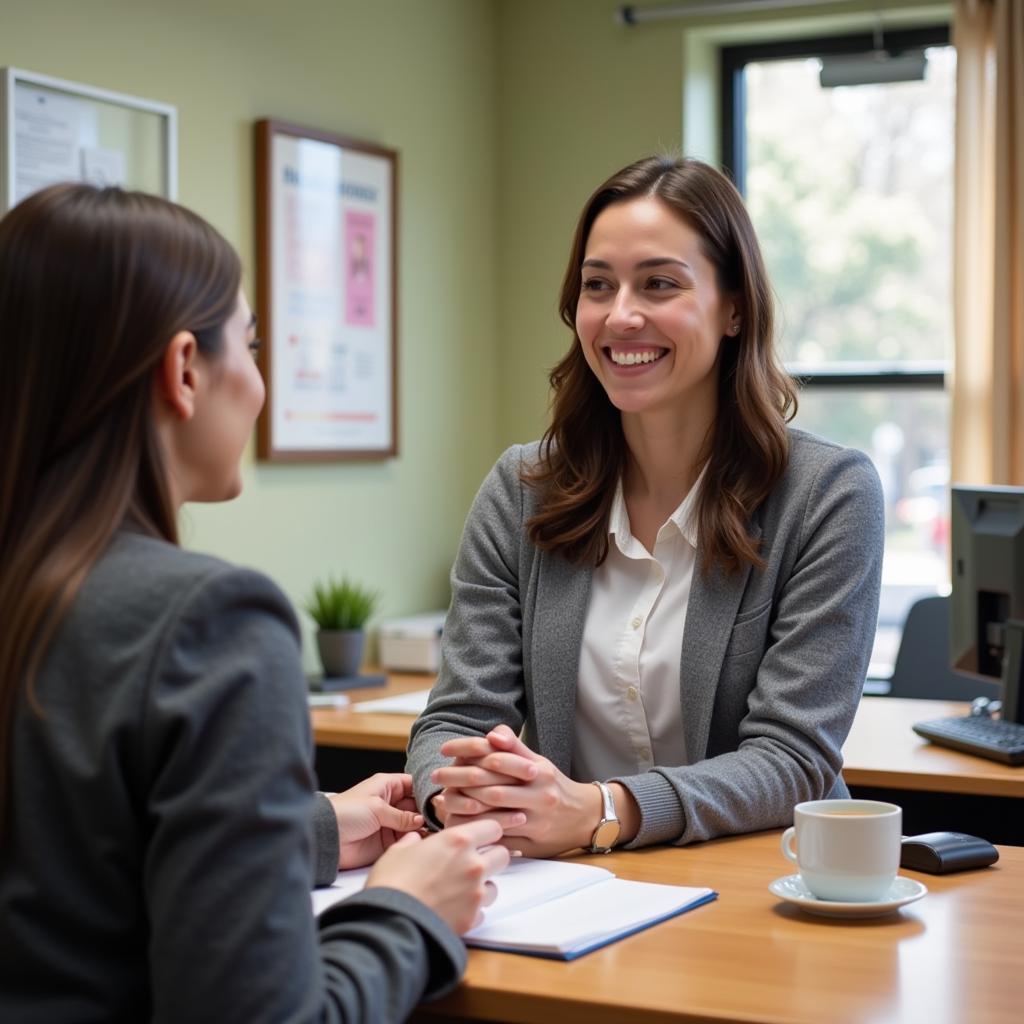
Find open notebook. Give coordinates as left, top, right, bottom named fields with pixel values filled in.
left=312, top=856, right=716, bottom=960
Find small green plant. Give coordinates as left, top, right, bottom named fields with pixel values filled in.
left=305, top=575, right=379, bottom=631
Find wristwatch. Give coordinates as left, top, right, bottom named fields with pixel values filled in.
left=588, top=780, right=621, bottom=854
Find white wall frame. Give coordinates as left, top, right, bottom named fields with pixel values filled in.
left=1, top=66, right=177, bottom=213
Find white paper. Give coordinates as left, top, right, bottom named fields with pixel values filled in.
left=465, top=877, right=709, bottom=955
left=311, top=858, right=605, bottom=922
left=352, top=689, right=431, bottom=715
left=307, top=692, right=350, bottom=709
left=463, top=857, right=612, bottom=926
left=81, top=146, right=126, bottom=187
left=14, top=85, right=98, bottom=202
left=311, top=866, right=370, bottom=917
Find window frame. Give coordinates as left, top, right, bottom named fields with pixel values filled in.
left=720, top=24, right=952, bottom=394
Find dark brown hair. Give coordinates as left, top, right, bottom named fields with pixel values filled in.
left=0, top=184, right=241, bottom=827
left=525, top=155, right=797, bottom=570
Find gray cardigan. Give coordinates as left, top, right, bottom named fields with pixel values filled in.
left=407, top=429, right=884, bottom=847
left=0, top=530, right=464, bottom=1024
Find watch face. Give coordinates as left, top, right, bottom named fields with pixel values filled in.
left=593, top=818, right=621, bottom=850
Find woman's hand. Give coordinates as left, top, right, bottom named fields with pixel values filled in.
left=430, top=725, right=607, bottom=858
left=367, top=819, right=511, bottom=933
left=327, top=773, right=424, bottom=869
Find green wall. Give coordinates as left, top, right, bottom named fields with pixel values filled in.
left=1, top=0, right=501, bottom=669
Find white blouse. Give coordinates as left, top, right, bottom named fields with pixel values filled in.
left=570, top=471, right=704, bottom=783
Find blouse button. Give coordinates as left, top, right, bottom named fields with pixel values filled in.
left=630, top=616, right=642, bottom=629
left=626, top=685, right=638, bottom=701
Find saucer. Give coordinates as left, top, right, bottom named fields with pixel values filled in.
left=768, top=874, right=928, bottom=918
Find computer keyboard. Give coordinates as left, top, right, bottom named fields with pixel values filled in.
left=912, top=715, right=1024, bottom=766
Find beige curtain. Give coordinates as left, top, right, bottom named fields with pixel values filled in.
left=951, top=0, right=1024, bottom=485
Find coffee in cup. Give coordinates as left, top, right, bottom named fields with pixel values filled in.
left=781, top=799, right=902, bottom=902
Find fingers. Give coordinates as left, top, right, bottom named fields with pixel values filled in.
left=440, top=791, right=489, bottom=816
left=458, top=784, right=537, bottom=811
left=444, top=804, right=528, bottom=829
left=488, top=815, right=532, bottom=838
left=441, top=727, right=538, bottom=763
left=441, top=816, right=504, bottom=849
left=471, top=750, right=540, bottom=780
left=446, top=811, right=528, bottom=835
left=374, top=772, right=414, bottom=801
left=431, top=792, right=448, bottom=825
left=478, top=842, right=511, bottom=877
left=440, top=736, right=499, bottom=760
left=431, top=764, right=526, bottom=790
left=446, top=753, right=536, bottom=782
left=392, top=829, right=422, bottom=848
left=372, top=800, right=424, bottom=834
left=441, top=786, right=528, bottom=819
left=484, top=724, right=536, bottom=759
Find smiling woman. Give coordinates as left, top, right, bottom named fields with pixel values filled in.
left=407, top=155, right=886, bottom=862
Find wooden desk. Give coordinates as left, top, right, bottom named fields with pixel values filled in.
left=311, top=673, right=430, bottom=752
left=313, top=681, right=1023, bottom=800
left=414, top=830, right=1023, bottom=1024
left=842, top=697, right=1024, bottom=798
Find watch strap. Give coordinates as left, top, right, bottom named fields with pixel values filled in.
left=589, top=780, right=620, bottom=853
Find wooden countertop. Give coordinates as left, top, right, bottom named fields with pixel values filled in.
left=312, top=678, right=1024, bottom=798
left=415, top=829, right=1023, bottom=1024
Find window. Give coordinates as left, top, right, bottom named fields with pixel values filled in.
left=721, top=26, right=954, bottom=675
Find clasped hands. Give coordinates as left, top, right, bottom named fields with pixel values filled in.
left=430, top=725, right=637, bottom=858
left=326, top=773, right=510, bottom=934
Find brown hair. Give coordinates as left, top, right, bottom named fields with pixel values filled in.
left=0, top=184, right=241, bottom=827
left=525, top=155, right=797, bottom=570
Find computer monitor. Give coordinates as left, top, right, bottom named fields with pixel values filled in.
left=950, top=485, right=1024, bottom=723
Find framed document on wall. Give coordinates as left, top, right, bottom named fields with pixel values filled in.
left=1, top=67, right=177, bottom=214
left=255, top=119, right=399, bottom=461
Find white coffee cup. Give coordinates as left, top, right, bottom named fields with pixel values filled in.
left=780, top=799, right=902, bottom=902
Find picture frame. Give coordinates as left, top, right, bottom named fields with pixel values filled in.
left=1, top=66, right=177, bottom=213
left=255, top=118, right=399, bottom=461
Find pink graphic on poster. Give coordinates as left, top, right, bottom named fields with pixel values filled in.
left=345, top=210, right=375, bottom=327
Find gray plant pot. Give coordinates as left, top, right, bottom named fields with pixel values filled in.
left=316, top=628, right=366, bottom=683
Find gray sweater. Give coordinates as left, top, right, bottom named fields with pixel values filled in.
left=0, top=530, right=464, bottom=1023
left=408, top=429, right=884, bottom=845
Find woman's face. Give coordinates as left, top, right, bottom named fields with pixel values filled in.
left=179, top=290, right=265, bottom=502
left=575, top=197, right=737, bottom=420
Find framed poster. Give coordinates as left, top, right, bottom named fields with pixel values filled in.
left=1, top=67, right=176, bottom=213
left=255, top=119, right=398, bottom=461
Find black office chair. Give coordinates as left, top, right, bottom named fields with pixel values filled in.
left=886, top=595, right=1001, bottom=701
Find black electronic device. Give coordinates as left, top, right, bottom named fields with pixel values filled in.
left=949, top=486, right=1024, bottom=721
left=900, top=831, right=1000, bottom=874
left=912, top=714, right=1024, bottom=765
left=912, top=486, right=1024, bottom=763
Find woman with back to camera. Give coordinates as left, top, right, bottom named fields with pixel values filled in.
left=0, top=183, right=509, bottom=1023
left=407, top=155, right=885, bottom=858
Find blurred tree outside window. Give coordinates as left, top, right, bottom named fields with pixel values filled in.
left=721, top=27, right=954, bottom=677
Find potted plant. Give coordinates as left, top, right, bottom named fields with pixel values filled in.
left=305, top=575, right=379, bottom=686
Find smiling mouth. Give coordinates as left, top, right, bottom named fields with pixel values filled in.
left=605, top=347, right=668, bottom=367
